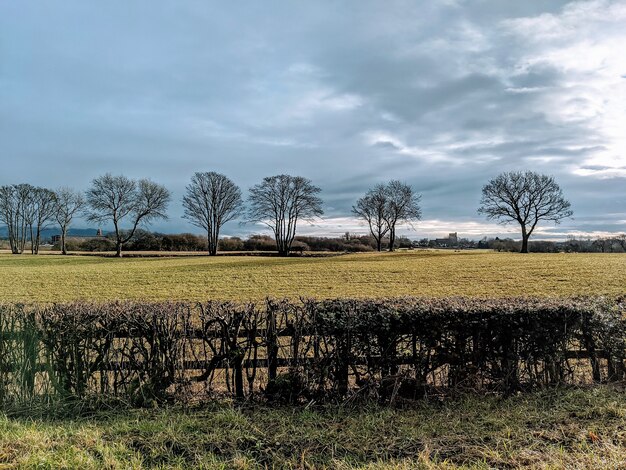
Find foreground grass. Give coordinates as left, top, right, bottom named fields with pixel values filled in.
left=0, top=386, right=624, bottom=468
left=1, top=250, right=626, bottom=302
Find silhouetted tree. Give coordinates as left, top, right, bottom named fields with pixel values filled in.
left=247, top=174, right=323, bottom=256
left=614, top=234, right=626, bottom=252
left=54, top=188, right=85, bottom=255
left=29, top=187, right=57, bottom=254
left=382, top=180, right=422, bottom=252
left=0, top=184, right=32, bottom=254
left=352, top=184, right=389, bottom=252
left=86, top=174, right=170, bottom=257
left=478, top=171, right=572, bottom=253
left=182, top=172, right=243, bottom=256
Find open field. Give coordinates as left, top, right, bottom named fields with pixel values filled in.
left=0, top=250, right=625, bottom=302
left=0, top=386, right=624, bottom=469
left=2, top=249, right=625, bottom=469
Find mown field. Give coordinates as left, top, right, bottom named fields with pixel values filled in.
left=1, top=250, right=626, bottom=302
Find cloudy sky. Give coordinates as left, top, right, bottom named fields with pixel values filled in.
left=1, top=0, right=625, bottom=240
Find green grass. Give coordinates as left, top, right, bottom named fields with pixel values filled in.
left=0, top=250, right=625, bottom=302
left=0, top=386, right=624, bottom=468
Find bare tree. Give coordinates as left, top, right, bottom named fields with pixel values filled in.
left=352, top=184, right=389, bottom=252
left=182, top=172, right=243, bottom=255
left=593, top=237, right=613, bottom=253
left=54, top=187, right=85, bottom=255
left=29, top=187, right=57, bottom=254
left=614, top=234, right=626, bottom=252
left=21, top=187, right=37, bottom=253
left=247, top=174, right=323, bottom=256
left=0, top=184, right=32, bottom=254
left=478, top=171, right=572, bottom=253
left=383, top=180, right=422, bottom=252
left=86, top=174, right=170, bottom=257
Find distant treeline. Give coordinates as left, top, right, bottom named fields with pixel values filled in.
left=55, top=230, right=416, bottom=253
left=50, top=230, right=626, bottom=253
left=477, top=235, right=626, bottom=253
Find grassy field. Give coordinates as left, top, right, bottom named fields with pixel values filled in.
left=0, top=249, right=625, bottom=302
left=0, top=386, right=624, bottom=468
left=2, top=249, right=625, bottom=468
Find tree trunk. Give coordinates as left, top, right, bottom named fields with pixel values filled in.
left=29, top=225, right=35, bottom=254
left=61, top=227, right=67, bottom=255
left=520, top=235, right=529, bottom=253
left=208, top=228, right=219, bottom=256
left=388, top=228, right=395, bottom=252
left=276, top=236, right=289, bottom=256
left=115, top=241, right=123, bottom=257
left=376, top=238, right=382, bottom=252
left=520, top=225, right=529, bottom=253
left=34, top=227, right=41, bottom=255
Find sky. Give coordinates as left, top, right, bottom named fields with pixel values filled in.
left=1, top=0, right=625, bottom=240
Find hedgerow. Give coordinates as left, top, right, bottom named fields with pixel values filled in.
left=0, top=297, right=623, bottom=407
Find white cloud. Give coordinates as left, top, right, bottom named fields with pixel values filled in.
left=503, top=0, right=626, bottom=177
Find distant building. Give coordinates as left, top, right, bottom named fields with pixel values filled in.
left=433, top=232, right=458, bottom=247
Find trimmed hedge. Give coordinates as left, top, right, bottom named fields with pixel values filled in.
left=0, top=297, right=624, bottom=406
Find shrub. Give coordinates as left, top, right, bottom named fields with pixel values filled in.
left=161, top=233, right=207, bottom=251
left=243, top=235, right=276, bottom=251
left=219, top=236, right=244, bottom=251
left=80, top=238, right=116, bottom=252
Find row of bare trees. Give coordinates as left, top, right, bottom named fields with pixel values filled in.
left=168, top=170, right=576, bottom=256
left=352, top=171, right=574, bottom=254
left=0, top=173, right=327, bottom=257
left=182, top=173, right=324, bottom=257
left=1, top=170, right=573, bottom=256
left=0, top=185, right=82, bottom=255
left=0, top=178, right=170, bottom=257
